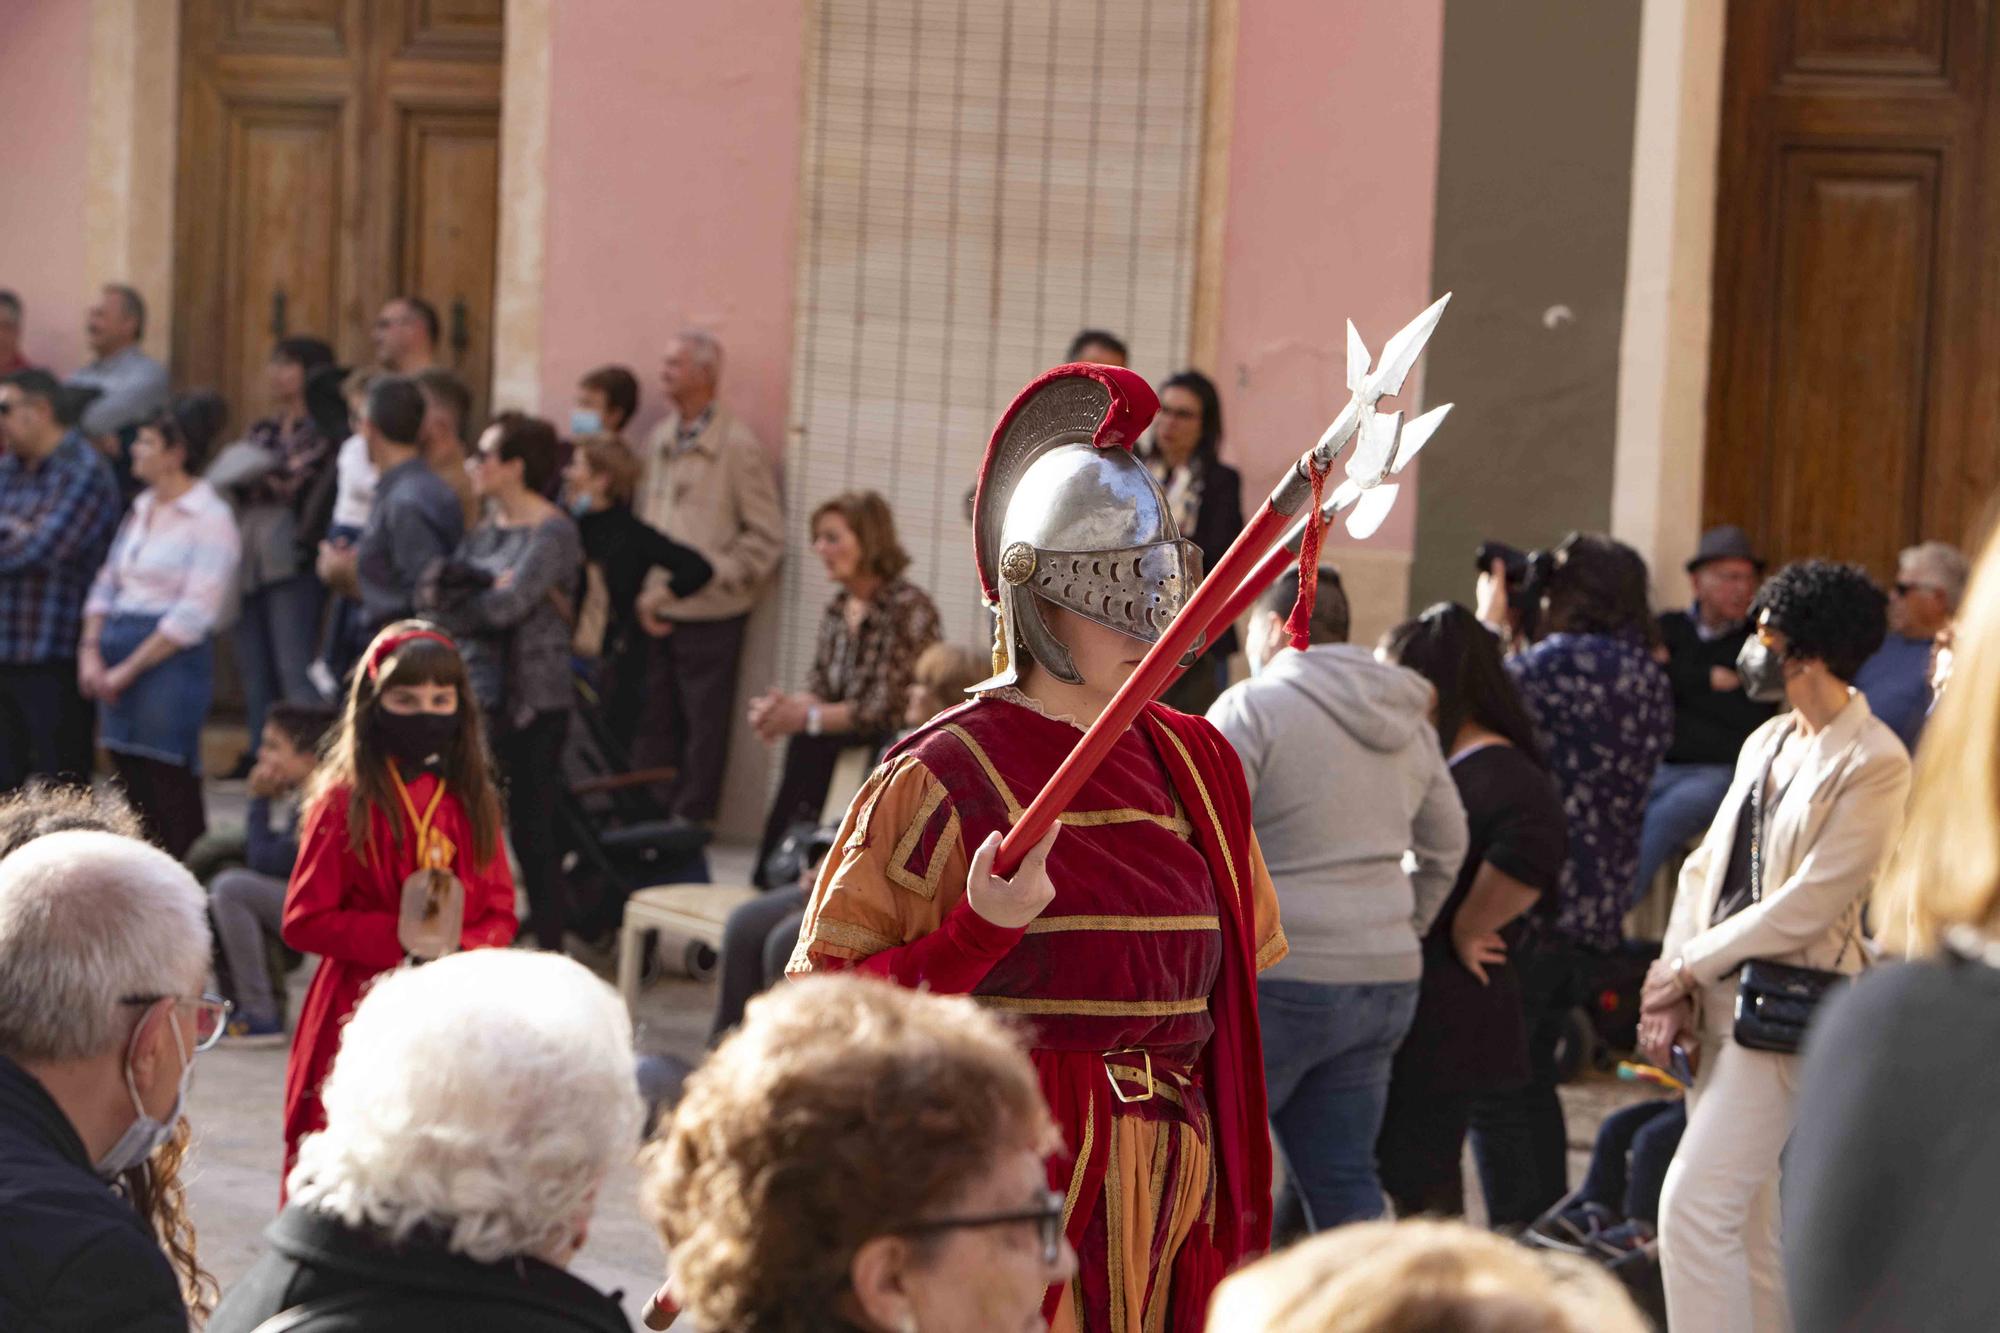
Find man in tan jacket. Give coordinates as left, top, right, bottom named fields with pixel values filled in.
left=633, top=329, right=784, bottom=824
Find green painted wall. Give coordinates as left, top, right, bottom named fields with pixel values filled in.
left=1409, top=0, right=1644, bottom=617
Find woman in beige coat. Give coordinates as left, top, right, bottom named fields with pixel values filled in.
left=1639, top=560, right=1911, bottom=1333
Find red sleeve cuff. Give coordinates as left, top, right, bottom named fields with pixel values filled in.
left=943, top=902, right=1027, bottom=960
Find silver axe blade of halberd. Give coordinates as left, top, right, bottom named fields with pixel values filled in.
left=1292, top=291, right=1454, bottom=541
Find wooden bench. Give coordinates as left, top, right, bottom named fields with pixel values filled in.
left=615, top=744, right=879, bottom=1012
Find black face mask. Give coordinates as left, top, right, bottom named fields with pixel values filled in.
left=1735, top=636, right=1789, bottom=703
left=372, top=709, right=461, bottom=770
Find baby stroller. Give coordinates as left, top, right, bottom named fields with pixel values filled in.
left=554, top=668, right=712, bottom=947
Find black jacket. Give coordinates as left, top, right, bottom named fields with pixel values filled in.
left=0, top=1053, right=186, bottom=1332
left=208, top=1205, right=633, bottom=1332
left=1138, top=449, right=1245, bottom=661
left=576, top=504, right=714, bottom=658
left=1788, top=955, right=2000, bottom=1332
left=1656, top=609, right=1776, bottom=765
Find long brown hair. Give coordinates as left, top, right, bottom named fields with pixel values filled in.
left=305, top=620, right=505, bottom=866
left=122, top=1119, right=219, bottom=1323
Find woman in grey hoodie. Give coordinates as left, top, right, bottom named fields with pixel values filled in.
left=1208, top=566, right=1468, bottom=1232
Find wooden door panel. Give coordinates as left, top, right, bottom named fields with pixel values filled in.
left=220, top=0, right=352, bottom=54
left=1768, top=152, right=1938, bottom=577
left=1706, top=0, right=1995, bottom=578
left=398, top=0, right=503, bottom=59
left=220, top=101, right=347, bottom=427
left=1787, top=0, right=1949, bottom=76
left=179, top=0, right=500, bottom=426
left=396, top=106, right=499, bottom=420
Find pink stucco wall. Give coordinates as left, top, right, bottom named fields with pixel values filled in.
left=0, top=4, right=92, bottom=375
left=535, top=0, right=804, bottom=454
left=534, top=0, right=806, bottom=837
left=1213, top=0, right=1445, bottom=554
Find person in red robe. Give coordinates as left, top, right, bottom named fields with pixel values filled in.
left=790, top=365, right=1286, bottom=1332
left=280, top=623, right=517, bottom=1186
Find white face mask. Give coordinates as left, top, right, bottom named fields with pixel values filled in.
left=95, top=1006, right=193, bottom=1179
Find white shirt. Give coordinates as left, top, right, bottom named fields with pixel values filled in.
left=331, top=432, right=378, bottom=531
left=84, top=479, right=241, bottom=646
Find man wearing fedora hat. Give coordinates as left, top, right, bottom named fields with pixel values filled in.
left=1629, top=524, right=1776, bottom=905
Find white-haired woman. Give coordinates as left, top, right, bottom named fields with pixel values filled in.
left=208, top=950, right=641, bottom=1332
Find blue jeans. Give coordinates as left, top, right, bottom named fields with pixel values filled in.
left=1259, top=976, right=1421, bottom=1230
left=236, top=573, right=326, bottom=745
left=1630, top=762, right=1735, bottom=909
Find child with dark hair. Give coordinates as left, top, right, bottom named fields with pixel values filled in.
left=281, top=623, right=515, bottom=1181
left=212, top=700, right=339, bottom=1046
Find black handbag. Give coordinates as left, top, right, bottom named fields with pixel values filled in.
left=1731, top=735, right=1852, bottom=1055
left=1733, top=958, right=1845, bottom=1053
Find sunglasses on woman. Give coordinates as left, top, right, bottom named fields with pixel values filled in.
left=902, top=1188, right=1066, bottom=1265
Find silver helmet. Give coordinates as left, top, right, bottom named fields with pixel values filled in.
left=971, top=365, right=1204, bottom=689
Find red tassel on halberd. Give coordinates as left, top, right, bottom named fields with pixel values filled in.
left=1283, top=459, right=1330, bottom=649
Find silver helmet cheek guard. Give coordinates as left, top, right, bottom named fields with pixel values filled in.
left=988, top=537, right=1206, bottom=688
left=1014, top=539, right=1204, bottom=645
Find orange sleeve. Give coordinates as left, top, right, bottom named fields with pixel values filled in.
left=1247, top=831, right=1288, bottom=972
left=786, top=754, right=1020, bottom=988
left=282, top=793, right=403, bottom=970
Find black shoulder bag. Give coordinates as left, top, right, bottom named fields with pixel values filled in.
left=1732, top=739, right=1855, bottom=1054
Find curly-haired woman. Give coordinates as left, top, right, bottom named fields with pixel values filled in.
left=645, top=975, right=1074, bottom=1333
left=1638, top=559, right=1911, bottom=1333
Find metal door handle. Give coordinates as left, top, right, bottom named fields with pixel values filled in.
left=270, top=288, right=288, bottom=339
left=450, top=297, right=469, bottom=355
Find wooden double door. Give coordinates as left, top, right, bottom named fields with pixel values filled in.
left=1706, top=0, right=2000, bottom=578
left=173, top=0, right=504, bottom=430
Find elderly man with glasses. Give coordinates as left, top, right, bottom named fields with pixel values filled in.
left=1854, top=540, right=1969, bottom=753
left=0, top=828, right=226, bottom=1331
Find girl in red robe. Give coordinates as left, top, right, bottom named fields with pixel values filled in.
left=279, top=622, right=517, bottom=1184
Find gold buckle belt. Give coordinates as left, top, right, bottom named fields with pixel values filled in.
left=1105, top=1048, right=1154, bottom=1104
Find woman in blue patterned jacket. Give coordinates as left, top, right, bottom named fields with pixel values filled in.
left=1475, top=532, right=1673, bottom=1226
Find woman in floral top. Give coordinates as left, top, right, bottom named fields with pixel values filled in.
left=1474, top=532, right=1673, bottom=1227
left=746, top=490, right=941, bottom=884
left=215, top=337, right=338, bottom=755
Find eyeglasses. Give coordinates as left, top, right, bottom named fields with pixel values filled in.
left=119, top=992, right=233, bottom=1051
left=902, top=1188, right=1066, bottom=1266
left=1893, top=581, right=1938, bottom=598
left=1156, top=405, right=1202, bottom=421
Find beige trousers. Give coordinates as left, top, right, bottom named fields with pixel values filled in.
left=1658, top=981, right=1798, bottom=1333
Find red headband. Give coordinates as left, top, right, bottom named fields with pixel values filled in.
left=365, top=628, right=456, bottom=682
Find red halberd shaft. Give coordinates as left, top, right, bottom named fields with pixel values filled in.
left=1158, top=516, right=1322, bottom=695
left=994, top=502, right=1294, bottom=876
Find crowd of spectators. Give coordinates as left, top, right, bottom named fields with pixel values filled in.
left=0, top=280, right=1987, bottom=1333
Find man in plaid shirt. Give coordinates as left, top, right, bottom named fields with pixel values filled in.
left=0, top=370, right=120, bottom=790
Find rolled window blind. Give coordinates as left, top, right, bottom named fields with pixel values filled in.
left=779, top=0, right=1210, bottom=690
